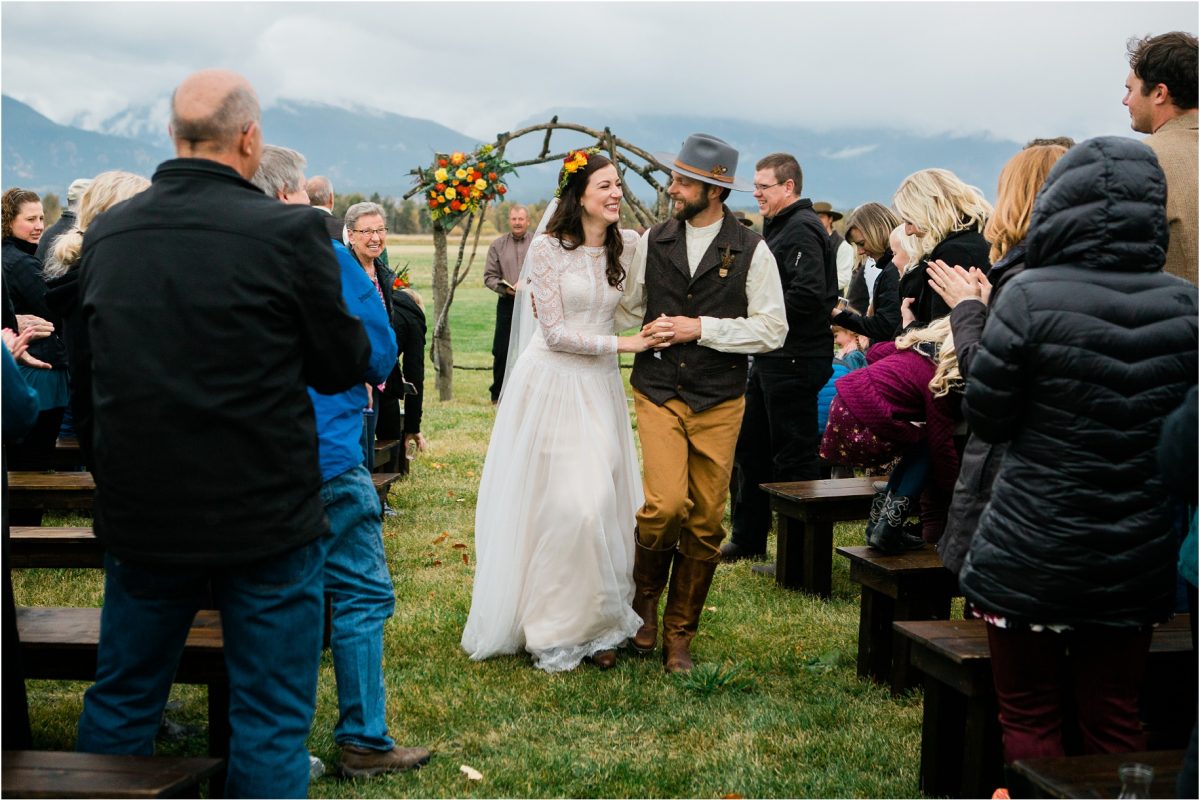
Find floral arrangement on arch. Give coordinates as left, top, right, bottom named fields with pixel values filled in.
left=419, top=144, right=516, bottom=227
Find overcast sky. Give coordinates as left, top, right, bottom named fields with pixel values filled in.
left=2, top=1, right=1196, bottom=144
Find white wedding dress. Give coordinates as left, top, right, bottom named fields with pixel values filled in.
left=461, top=229, right=644, bottom=672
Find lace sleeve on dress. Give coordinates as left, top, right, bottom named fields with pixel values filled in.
left=528, top=237, right=616, bottom=355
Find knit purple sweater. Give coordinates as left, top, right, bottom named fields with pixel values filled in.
left=832, top=341, right=961, bottom=492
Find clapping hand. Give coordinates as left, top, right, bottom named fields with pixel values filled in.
left=2, top=326, right=50, bottom=368
left=900, top=297, right=917, bottom=328
left=927, top=260, right=990, bottom=308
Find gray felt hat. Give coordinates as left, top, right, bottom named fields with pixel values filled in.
left=654, top=133, right=753, bottom=192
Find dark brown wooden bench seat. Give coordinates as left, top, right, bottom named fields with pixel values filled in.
left=0, top=750, right=224, bottom=799
left=1010, top=748, right=1186, bottom=799
left=893, top=615, right=1193, bottom=799
left=372, top=439, right=401, bottom=473
left=9, top=527, right=103, bottom=569
left=371, top=472, right=402, bottom=507
left=758, top=477, right=877, bottom=597
left=836, top=544, right=962, bottom=693
left=7, top=472, right=95, bottom=512
left=17, top=607, right=230, bottom=760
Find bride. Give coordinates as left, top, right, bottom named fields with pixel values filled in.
left=461, top=150, right=659, bottom=672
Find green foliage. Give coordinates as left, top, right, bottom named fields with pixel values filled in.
left=15, top=242, right=924, bottom=797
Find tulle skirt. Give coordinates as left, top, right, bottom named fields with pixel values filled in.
left=461, top=338, right=644, bottom=672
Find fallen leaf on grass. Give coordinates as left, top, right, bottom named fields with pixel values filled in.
left=432, top=532, right=449, bottom=544
left=452, top=543, right=467, bottom=549
left=705, top=606, right=717, bottom=612
left=447, top=491, right=455, bottom=497
left=462, top=553, right=469, bottom=565
left=722, top=794, right=744, bottom=799
left=431, top=462, right=444, bottom=470
left=432, top=559, right=443, bottom=566
left=456, top=498, right=466, bottom=503
left=460, top=764, right=483, bottom=781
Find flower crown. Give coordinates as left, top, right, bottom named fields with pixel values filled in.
left=555, top=147, right=602, bottom=198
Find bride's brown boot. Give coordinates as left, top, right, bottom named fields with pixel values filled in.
left=587, top=650, right=616, bottom=670
left=630, top=542, right=675, bottom=653
left=661, top=550, right=718, bottom=673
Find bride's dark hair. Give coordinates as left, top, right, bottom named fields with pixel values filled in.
left=544, top=153, right=625, bottom=289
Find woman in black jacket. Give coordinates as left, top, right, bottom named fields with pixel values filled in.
left=928, top=144, right=1068, bottom=575
left=959, top=137, right=1198, bottom=765
left=829, top=202, right=902, bottom=347
left=388, top=284, right=428, bottom=459
left=892, top=168, right=992, bottom=326
left=1, top=188, right=68, bottom=480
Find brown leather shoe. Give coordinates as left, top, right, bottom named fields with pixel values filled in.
left=587, top=649, right=616, bottom=670
left=339, top=744, right=431, bottom=777
left=662, top=550, right=718, bottom=673
left=630, top=542, right=675, bottom=653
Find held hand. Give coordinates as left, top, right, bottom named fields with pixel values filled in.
left=505, top=287, right=516, bottom=297
left=974, top=268, right=993, bottom=306
left=15, top=314, right=53, bottom=340
left=926, top=259, right=980, bottom=308
left=618, top=329, right=660, bottom=354
left=901, top=296, right=917, bottom=328
left=658, top=315, right=701, bottom=344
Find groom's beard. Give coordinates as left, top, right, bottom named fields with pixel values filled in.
left=671, top=193, right=710, bottom=223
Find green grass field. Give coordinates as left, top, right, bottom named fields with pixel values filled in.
left=13, top=234, right=925, bottom=798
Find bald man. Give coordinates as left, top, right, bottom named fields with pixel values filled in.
left=74, top=69, right=371, bottom=798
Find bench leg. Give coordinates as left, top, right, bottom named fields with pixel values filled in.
left=776, top=515, right=833, bottom=598
left=961, top=694, right=1004, bottom=799
left=775, top=514, right=802, bottom=591
left=920, top=676, right=966, bottom=798
left=857, top=587, right=895, bottom=685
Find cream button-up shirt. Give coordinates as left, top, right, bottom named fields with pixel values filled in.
left=616, top=217, right=788, bottom=353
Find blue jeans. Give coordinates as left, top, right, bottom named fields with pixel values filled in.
left=76, top=539, right=326, bottom=799
left=319, top=464, right=396, bottom=751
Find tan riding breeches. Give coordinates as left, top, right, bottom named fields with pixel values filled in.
left=633, top=390, right=745, bottom=562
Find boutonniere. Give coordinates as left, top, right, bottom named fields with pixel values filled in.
left=719, top=247, right=734, bottom=278
left=392, top=263, right=412, bottom=291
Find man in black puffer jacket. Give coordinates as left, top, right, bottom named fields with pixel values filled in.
left=959, top=136, right=1198, bottom=765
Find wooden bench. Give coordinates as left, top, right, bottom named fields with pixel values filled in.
left=836, top=544, right=962, bottom=693
left=1010, top=748, right=1185, bottom=799
left=373, top=439, right=401, bottom=473
left=759, top=477, right=877, bottom=597
left=894, top=615, right=1193, bottom=799
left=371, top=472, right=402, bottom=508
left=1, top=750, right=224, bottom=798
left=9, top=527, right=103, bottom=569
left=53, top=437, right=86, bottom=472
left=17, top=607, right=230, bottom=761
left=7, top=472, right=95, bottom=512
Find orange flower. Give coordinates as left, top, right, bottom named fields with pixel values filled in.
left=450, top=152, right=465, bottom=166
left=438, top=158, right=448, bottom=168
left=435, top=183, right=446, bottom=192
left=428, top=199, right=438, bottom=209
left=497, top=184, right=507, bottom=195
left=450, top=199, right=463, bottom=211
left=488, top=172, right=497, bottom=180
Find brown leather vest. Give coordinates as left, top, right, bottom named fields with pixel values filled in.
left=631, top=207, right=760, bottom=412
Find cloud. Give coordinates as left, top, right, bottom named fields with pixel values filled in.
left=821, top=144, right=879, bottom=160
left=2, top=1, right=1195, bottom=144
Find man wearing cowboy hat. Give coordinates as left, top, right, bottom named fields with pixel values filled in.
left=813, top=201, right=856, bottom=294
left=615, top=133, right=787, bottom=673
left=722, top=156, right=839, bottom=565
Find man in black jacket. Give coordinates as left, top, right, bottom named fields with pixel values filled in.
left=722, top=153, right=836, bottom=562
left=73, top=69, right=370, bottom=798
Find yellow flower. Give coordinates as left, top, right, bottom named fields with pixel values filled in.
left=450, top=152, right=465, bottom=166
left=455, top=168, right=468, bottom=180
left=471, top=188, right=482, bottom=199
left=434, top=167, right=448, bottom=182
left=474, top=178, right=488, bottom=191
left=444, top=188, right=456, bottom=200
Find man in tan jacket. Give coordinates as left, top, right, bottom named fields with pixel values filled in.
left=1124, top=31, right=1197, bottom=284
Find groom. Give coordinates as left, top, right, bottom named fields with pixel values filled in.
left=617, top=133, right=787, bottom=672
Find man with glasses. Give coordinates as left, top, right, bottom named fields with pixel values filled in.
left=721, top=152, right=837, bottom=564
left=252, top=146, right=431, bottom=779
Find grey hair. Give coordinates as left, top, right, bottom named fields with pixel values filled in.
left=306, top=175, right=333, bottom=206
left=251, top=145, right=307, bottom=198
left=345, top=201, right=387, bottom=230
left=170, top=84, right=260, bottom=150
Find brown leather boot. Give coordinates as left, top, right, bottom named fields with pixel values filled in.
left=630, top=542, right=675, bottom=653
left=661, top=550, right=718, bottom=673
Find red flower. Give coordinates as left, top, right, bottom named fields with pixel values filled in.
left=457, top=185, right=470, bottom=197
left=488, top=172, right=497, bottom=180
left=497, top=184, right=507, bottom=195
left=450, top=199, right=463, bottom=211
left=428, top=199, right=438, bottom=209
left=435, top=183, right=446, bottom=192
left=438, top=159, right=448, bottom=168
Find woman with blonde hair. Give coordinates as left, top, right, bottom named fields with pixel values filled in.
left=44, top=170, right=151, bottom=468
left=831, top=202, right=902, bottom=347
left=926, top=144, right=1068, bottom=575
left=818, top=314, right=963, bottom=552
left=892, top=168, right=992, bottom=325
